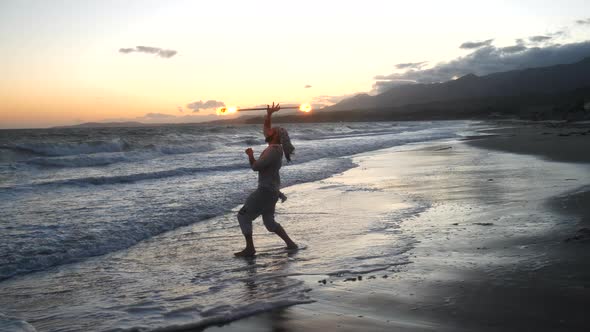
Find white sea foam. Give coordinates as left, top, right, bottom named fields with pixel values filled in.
left=0, top=313, right=37, bottom=332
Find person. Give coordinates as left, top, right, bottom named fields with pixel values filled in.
left=234, top=102, right=298, bottom=257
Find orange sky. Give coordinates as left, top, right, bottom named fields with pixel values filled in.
left=1, top=0, right=589, bottom=128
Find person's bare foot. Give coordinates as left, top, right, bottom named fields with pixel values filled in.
left=285, top=243, right=298, bottom=250
left=234, top=248, right=256, bottom=257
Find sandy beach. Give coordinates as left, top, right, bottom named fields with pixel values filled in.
left=210, top=121, right=590, bottom=332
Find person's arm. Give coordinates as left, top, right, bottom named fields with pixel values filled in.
left=264, top=102, right=280, bottom=137
left=245, top=148, right=256, bottom=168
left=248, top=148, right=278, bottom=171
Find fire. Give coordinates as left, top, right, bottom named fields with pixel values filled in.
left=216, top=106, right=238, bottom=115
left=299, top=103, right=312, bottom=113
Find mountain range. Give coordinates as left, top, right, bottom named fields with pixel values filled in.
left=325, top=56, right=590, bottom=114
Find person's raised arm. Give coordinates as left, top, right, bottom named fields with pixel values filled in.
left=264, top=102, right=280, bottom=137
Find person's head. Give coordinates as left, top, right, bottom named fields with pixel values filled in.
left=264, top=128, right=281, bottom=145
left=265, top=127, right=295, bottom=161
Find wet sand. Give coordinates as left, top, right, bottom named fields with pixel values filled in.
left=209, top=121, right=590, bottom=332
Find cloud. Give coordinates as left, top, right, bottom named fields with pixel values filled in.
left=459, top=39, right=493, bottom=49
left=135, top=46, right=161, bottom=54
left=371, top=79, right=419, bottom=93
left=186, top=100, right=225, bottom=112
left=118, top=46, right=178, bottom=58
left=372, top=40, right=590, bottom=93
left=177, top=106, right=184, bottom=113
left=529, top=35, right=552, bottom=43
left=549, top=30, right=567, bottom=37
left=395, top=61, right=428, bottom=69
left=304, top=84, right=312, bottom=88
left=500, top=44, right=528, bottom=53
left=576, top=18, right=590, bottom=25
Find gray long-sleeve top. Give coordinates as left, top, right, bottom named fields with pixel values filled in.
left=251, top=144, right=283, bottom=192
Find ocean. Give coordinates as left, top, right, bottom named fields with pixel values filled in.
left=0, top=121, right=471, bottom=331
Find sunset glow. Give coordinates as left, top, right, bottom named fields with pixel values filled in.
left=299, top=103, right=312, bottom=113
left=0, top=0, right=589, bottom=128
left=216, top=106, right=238, bottom=115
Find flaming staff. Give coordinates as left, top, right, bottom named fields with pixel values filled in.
left=216, top=103, right=312, bottom=115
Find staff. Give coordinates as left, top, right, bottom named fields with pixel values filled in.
left=216, top=103, right=312, bottom=115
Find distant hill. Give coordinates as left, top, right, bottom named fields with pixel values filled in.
left=53, top=121, right=148, bottom=129
left=325, top=57, right=590, bottom=115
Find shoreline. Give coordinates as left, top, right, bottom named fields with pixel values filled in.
left=209, top=121, right=590, bottom=332
left=465, top=120, right=590, bottom=163
left=2, top=121, right=589, bottom=331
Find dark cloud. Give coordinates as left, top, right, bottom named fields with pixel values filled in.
left=459, top=39, right=493, bottom=49
left=395, top=61, right=428, bottom=70
left=373, top=40, right=590, bottom=93
left=576, top=18, right=590, bottom=25
left=118, top=46, right=177, bottom=58
left=529, top=35, right=552, bottom=43
left=371, top=79, right=417, bottom=93
left=500, top=44, right=528, bottom=53
left=304, top=84, right=312, bottom=88
left=186, top=100, right=225, bottom=112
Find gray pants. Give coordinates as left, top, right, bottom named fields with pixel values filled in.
left=238, top=188, right=280, bottom=236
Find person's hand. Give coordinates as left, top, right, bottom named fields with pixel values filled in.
left=267, top=102, right=280, bottom=115
left=245, top=148, right=254, bottom=156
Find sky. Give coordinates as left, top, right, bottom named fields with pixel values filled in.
left=1, top=0, right=590, bottom=129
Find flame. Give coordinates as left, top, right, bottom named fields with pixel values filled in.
left=216, top=106, right=238, bottom=115
left=299, top=103, right=312, bottom=113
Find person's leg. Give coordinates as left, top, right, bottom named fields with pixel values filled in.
left=274, top=224, right=298, bottom=249
left=262, top=198, right=297, bottom=249
left=235, top=211, right=256, bottom=256
left=234, top=234, right=255, bottom=257
left=235, top=192, right=262, bottom=257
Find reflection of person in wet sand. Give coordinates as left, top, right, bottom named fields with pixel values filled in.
left=234, top=102, right=298, bottom=257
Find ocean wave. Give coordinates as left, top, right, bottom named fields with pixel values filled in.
left=2, top=139, right=129, bottom=157
left=28, top=153, right=131, bottom=168
left=155, top=142, right=217, bottom=155
left=1, top=163, right=246, bottom=190
left=14, top=142, right=218, bottom=168
left=0, top=313, right=37, bottom=332
left=115, top=299, right=313, bottom=332
left=2, top=134, right=219, bottom=158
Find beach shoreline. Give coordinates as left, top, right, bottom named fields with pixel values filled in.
left=209, top=121, right=590, bottom=332
left=2, top=121, right=589, bottom=331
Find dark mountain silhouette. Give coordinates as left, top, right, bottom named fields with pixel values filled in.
left=326, top=57, right=590, bottom=113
